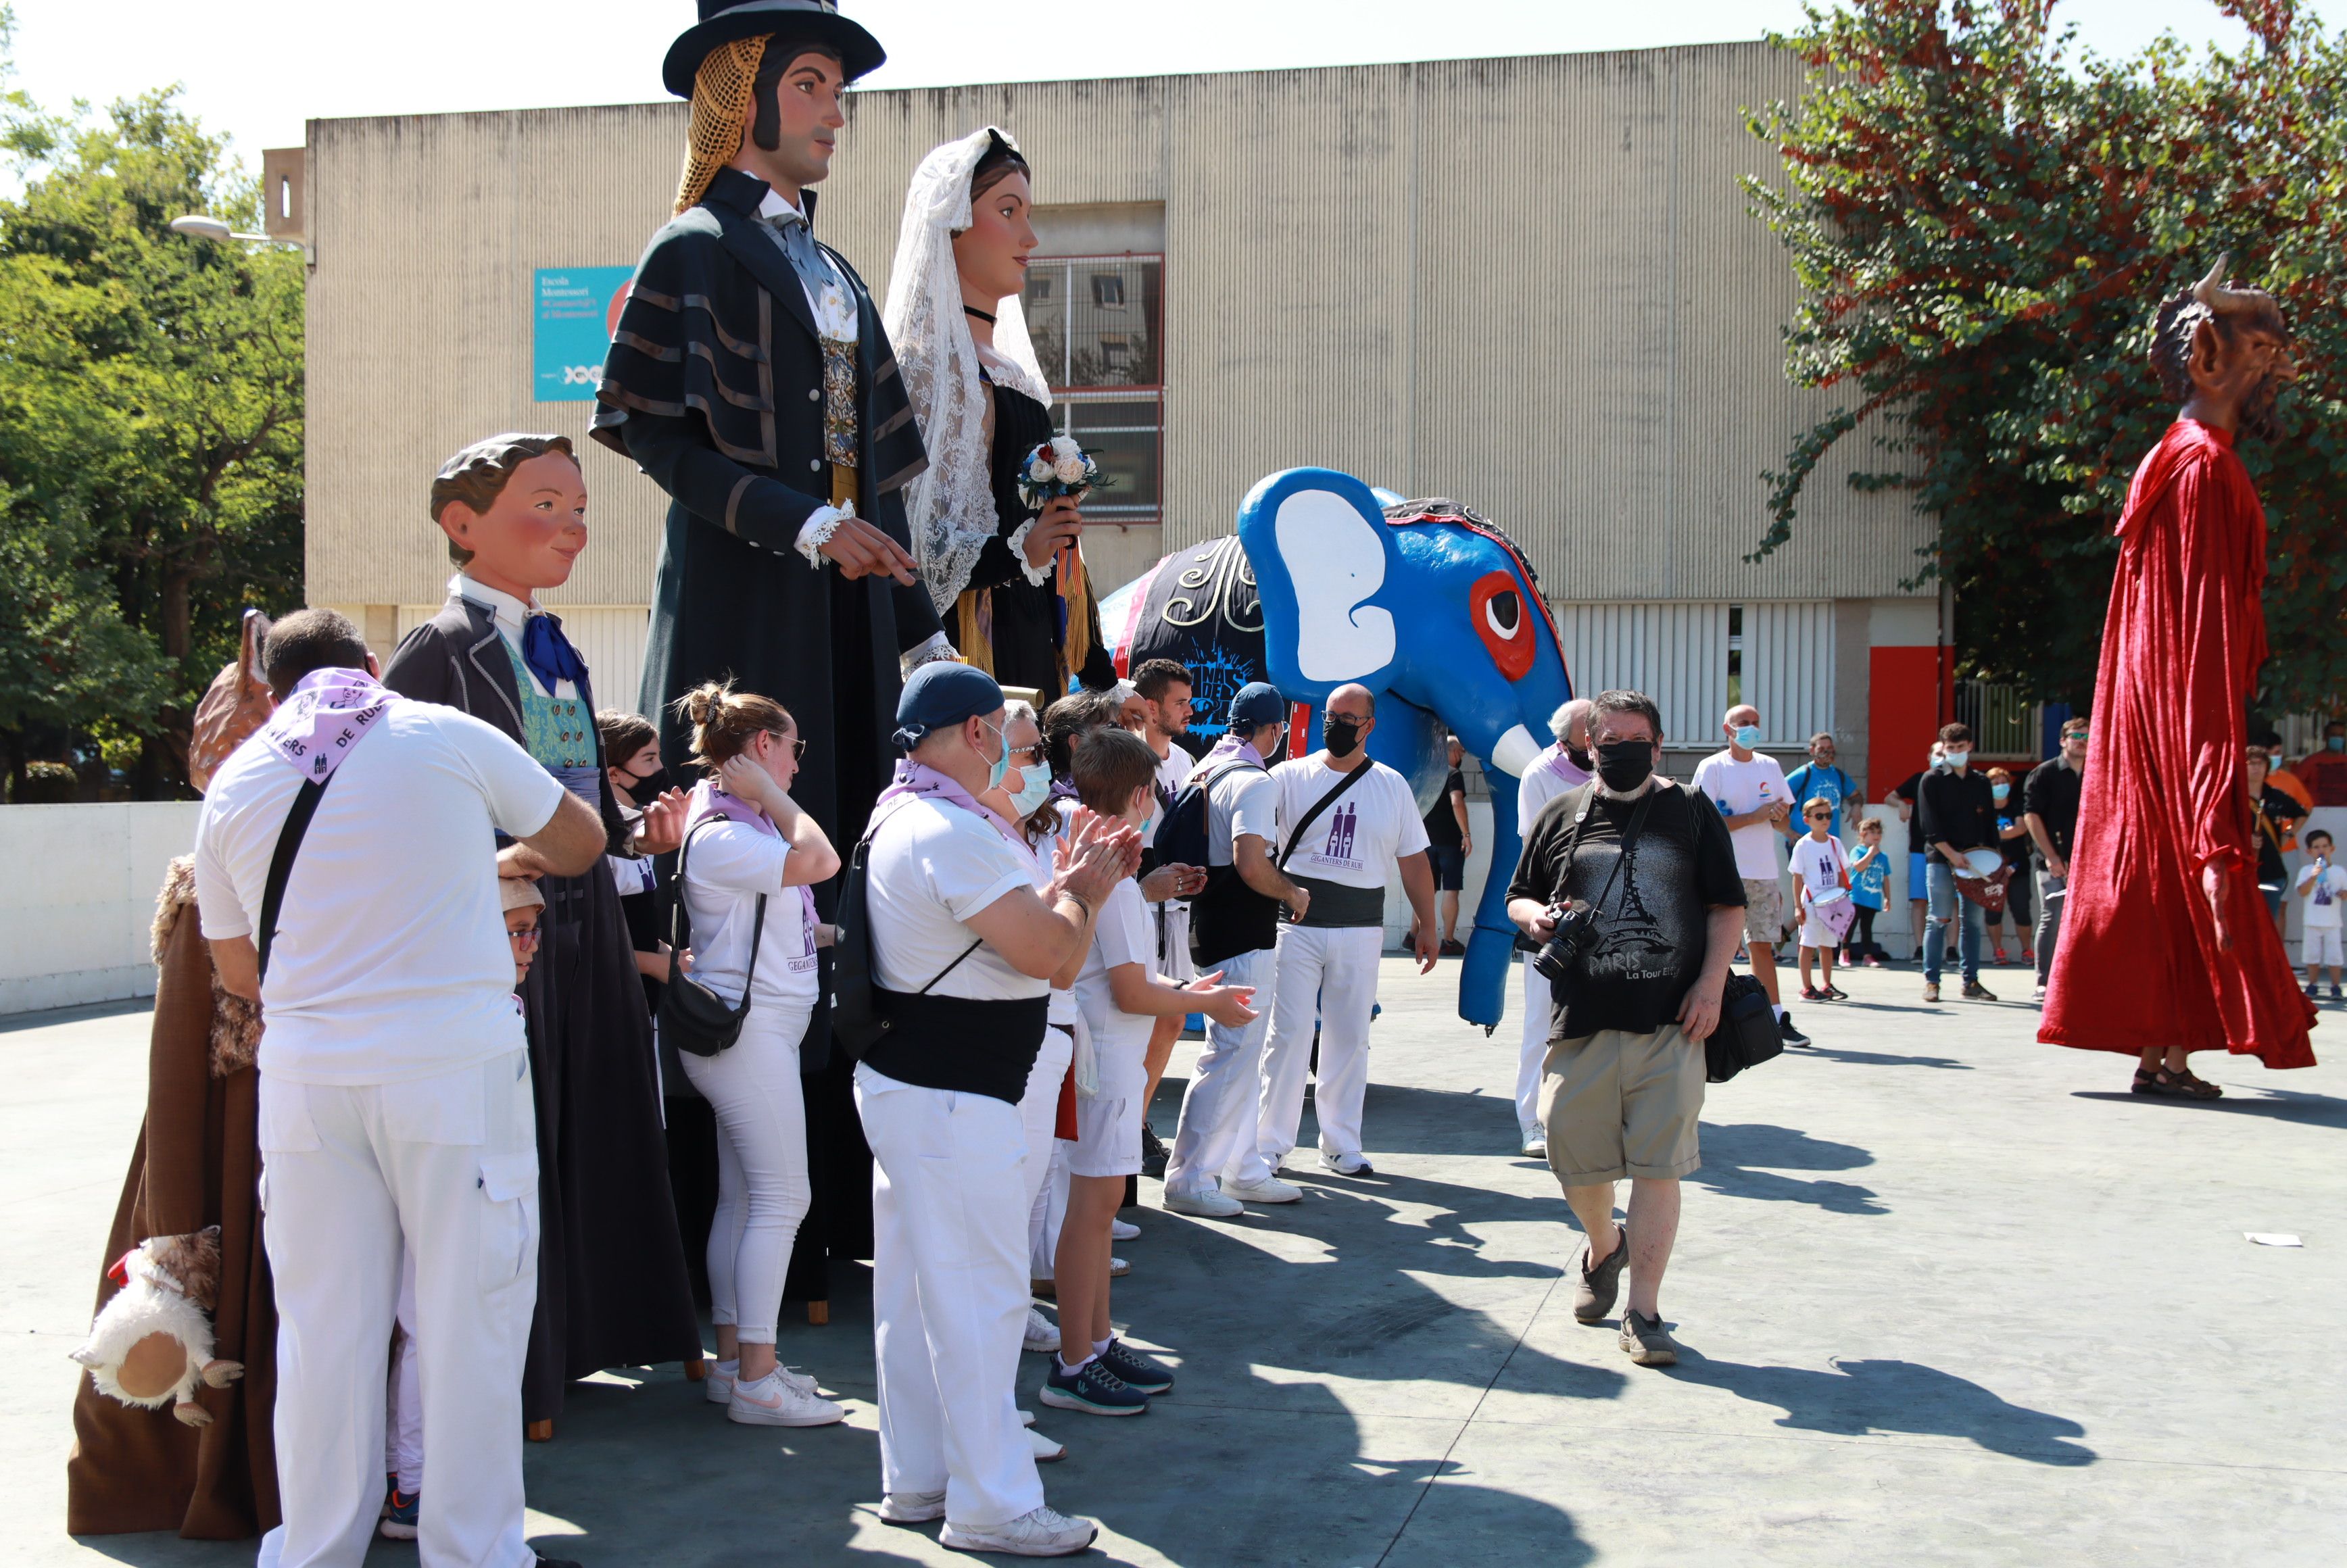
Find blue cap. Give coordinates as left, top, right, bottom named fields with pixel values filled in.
left=892, top=661, right=1005, bottom=750
left=1228, top=681, right=1288, bottom=729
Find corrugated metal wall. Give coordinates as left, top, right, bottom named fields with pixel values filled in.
left=305, top=44, right=1931, bottom=612
left=1744, top=600, right=1835, bottom=745
left=1551, top=602, right=1731, bottom=744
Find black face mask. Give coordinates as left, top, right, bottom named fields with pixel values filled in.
left=1566, top=744, right=1593, bottom=772
left=1595, top=739, right=1654, bottom=791
left=1322, top=714, right=1364, bottom=758
left=619, top=763, right=670, bottom=799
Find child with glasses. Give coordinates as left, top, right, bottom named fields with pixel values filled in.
left=1789, top=797, right=1852, bottom=1003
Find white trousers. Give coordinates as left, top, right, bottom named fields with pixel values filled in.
left=1235, top=923, right=1382, bottom=1183
left=383, top=1252, right=420, bottom=1493
left=1155, top=902, right=1196, bottom=982
left=257, top=1051, right=537, bottom=1568
left=856, top=1062, right=1042, bottom=1529
left=1162, top=945, right=1279, bottom=1197
left=1516, top=954, right=1551, bottom=1141
left=1021, top=1025, right=1075, bottom=1282
left=679, top=1000, right=813, bottom=1345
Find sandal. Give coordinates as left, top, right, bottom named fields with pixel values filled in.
left=2169, top=1067, right=2225, bottom=1100
left=2131, top=1066, right=2223, bottom=1100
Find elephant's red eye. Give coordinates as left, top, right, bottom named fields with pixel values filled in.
left=1471, top=570, right=1534, bottom=681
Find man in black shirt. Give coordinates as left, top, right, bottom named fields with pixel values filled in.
left=1420, top=735, right=1472, bottom=956
left=1916, top=722, right=2000, bottom=1002
left=1508, top=689, right=1743, bottom=1369
left=2022, top=715, right=2087, bottom=1000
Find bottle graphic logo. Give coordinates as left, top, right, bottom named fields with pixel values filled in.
left=1328, top=804, right=1358, bottom=862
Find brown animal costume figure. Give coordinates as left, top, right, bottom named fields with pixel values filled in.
left=67, top=609, right=280, bottom=1538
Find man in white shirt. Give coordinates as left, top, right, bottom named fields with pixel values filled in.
left=854, top=662, right=1130, bottom=1557
left=1511, top=697, right=1593, bottom=1157
left=194, top=610, right=604, bottom=1568
left=1689, top=704, right=1808, bottom=1046
left=1161, top=683, right=1305, bottom=1217
left=1130, top=658, right=1201, bottom=1172
left=1231, top=684, right=1439, bottom=1191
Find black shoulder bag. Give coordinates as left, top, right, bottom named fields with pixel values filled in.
left=658, top=820, right=765, bottom=1058
left=256, top=776, right=331, bottom=986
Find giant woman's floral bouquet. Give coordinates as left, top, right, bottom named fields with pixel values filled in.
left=1016, top=435, right=1113, bottom=512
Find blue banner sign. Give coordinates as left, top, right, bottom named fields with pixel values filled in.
left=533, top=266, right=636, bottom=402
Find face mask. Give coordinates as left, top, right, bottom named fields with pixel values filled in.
left=619, top=762, right=670, bottom=799
left=2330, top=737, right=2345, bottom=753
left=1991, top=783, right=2010, bottom=803
left=1254, top=727, right=1285, bottom=763
left=1007, top=759, right=1054, bottom=817
left=1595, top=739, right=1654, bottom=791
left=1733, top=725, right=1762, bottom=750
left=1945, top=749, right=1970, bottom=770
left=1322, top=714, right=1363, bottom=758
left=979, top=718, right=1011, bottom=791
left=1565, top=743, right=1592, bottom=771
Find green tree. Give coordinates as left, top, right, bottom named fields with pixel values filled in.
left=1747, top=0, right=2347, bottom=713
left=0, top=9, right=302, bottom=798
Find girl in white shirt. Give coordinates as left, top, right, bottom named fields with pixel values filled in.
left=674, top=681, right=846, bottom=1429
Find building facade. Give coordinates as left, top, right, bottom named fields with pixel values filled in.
left=295, top=42, right=1947, bottom=795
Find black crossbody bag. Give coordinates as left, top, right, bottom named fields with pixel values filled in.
left=659, top=819, right=765, bottom=1058
left=830, top=810, right=984, bottom=1062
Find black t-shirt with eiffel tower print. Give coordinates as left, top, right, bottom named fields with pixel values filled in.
left=1509, top=780, right=1745, bottom=1041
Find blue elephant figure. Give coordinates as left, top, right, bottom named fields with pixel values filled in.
left=1100, top=468, right=1572, bottom=1029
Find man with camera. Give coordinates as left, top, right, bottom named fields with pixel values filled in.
left=1507, top=690, right=1745, bottom=1367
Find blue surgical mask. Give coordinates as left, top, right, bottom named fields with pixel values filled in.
left=1992, top=783, right=2010, bottom=802
left=979, top=718, right=1011, bottom=791
left=1007, top=761, right=1054, bottom=817
left=2329, top=736, right=2345, bottom=754
left=1733, top=725, right=1762, bottom=750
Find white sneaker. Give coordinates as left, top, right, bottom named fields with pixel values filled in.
left=727, top=1369, right=845, bottom=1427
left=1026, top=1423, right=1066, bottom=1462
left=940, top=1504, right=1100, bottom=1556
left=1223, top=1175, right=1302, bottom=1204
left=1163, top=1187, right=1243, bottom=1218
left=1520, top=1134, right=1547, bottom=1160
left=1109, top=1256, right=1130, bottom=1278
left=1023, top=1306, right=1061, bottom=1354
left=705, top=1359, right=737, bottom=1405
left=1320, top=1150, right=1375, bottom=1175
left=1109, top=1217, right=1140, bottom=1241
left=877, top=1489, right=946, bottom=1524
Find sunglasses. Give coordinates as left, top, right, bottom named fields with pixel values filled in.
left=770, top=733, right=807, bottom=761
left=1805, top=810, right=1831, bottom=820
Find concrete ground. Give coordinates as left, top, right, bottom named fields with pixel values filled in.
left=8, top=958, right=2344, bottom=1567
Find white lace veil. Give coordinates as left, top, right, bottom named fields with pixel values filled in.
left=884, top=127, right=1057, bottom=616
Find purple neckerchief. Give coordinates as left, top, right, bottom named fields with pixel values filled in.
left=874, top=758, right=1025, bottom=848
left=686, top=780, right=819, bottom=944
left=1540, top=743, right=1593, bottom=789
left=1203, top=733, right=1272, bottom=768
left=258, top=666, right=393, bottom=783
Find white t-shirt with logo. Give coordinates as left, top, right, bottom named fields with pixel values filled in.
left=679, top=820, right=819, bottom=1009
left=1787, top=833, right=1848, bottom=900
left=1205, top=757, right=1280, bottom=869
left=1690, top=749, right=1792, bottom=881
left=193, top=701, right=564, bottom=1085
left=2297, top=862, right=2347, bottom=929
left=865, top=795, right=1048, bottom=1002
left=1073, top=877, right=1156, bottom=1100
left=1270, top=755, right=1430, bottom=888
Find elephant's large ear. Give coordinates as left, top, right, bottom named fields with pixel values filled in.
left=1236, top=468, right=1399, bottom=691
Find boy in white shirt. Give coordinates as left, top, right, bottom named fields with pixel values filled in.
left=1787, top=796, right=1851, bottom=1006
left=1047, top=728, right=1256, bottom=1418
left=2296, top=828, right=2346, bottom=1000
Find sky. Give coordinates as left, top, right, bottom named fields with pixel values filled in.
left=5, top=0, right=2318, bottom=174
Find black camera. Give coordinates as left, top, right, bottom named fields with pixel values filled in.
left=1532, top=900, right=1602, bottom=983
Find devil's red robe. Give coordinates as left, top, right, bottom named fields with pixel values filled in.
left=2039, top=418, right=2317, bottom=1067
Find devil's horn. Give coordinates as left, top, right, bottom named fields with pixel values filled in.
left=2191, top=253, right=2260, bottom=314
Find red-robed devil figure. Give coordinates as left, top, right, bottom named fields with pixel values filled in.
left=2040, top=257, right=2317, bottom=1095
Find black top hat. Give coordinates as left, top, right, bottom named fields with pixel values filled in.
left=663, top=0, right=886, bottom=98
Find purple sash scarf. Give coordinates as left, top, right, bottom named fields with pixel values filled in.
left=258, top=667, right=393, bottom=782
left=873, top=759, right=1026, bottom=848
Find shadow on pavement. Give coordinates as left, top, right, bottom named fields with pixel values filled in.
left=2071, top=1089, right=2347, bottom=1128
left=1685, top=1123, right=1886, bottom=1215
left=1803, top=1045, right=1972, bottom=1070
left=1666, top=1352, right=2096, bottom=1466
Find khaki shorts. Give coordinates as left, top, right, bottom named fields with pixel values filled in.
left=1741, top=877, right=1783, bottom=944
left=1538, top=1025, right=1705, bottom=1185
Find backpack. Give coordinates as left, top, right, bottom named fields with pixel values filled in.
left=1153, top=756, right=1261, bottom=869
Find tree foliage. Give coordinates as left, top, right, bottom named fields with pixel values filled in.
left=1747, top=0, right=2347, bottom=713
left=0, top=9, right=302, bottom=798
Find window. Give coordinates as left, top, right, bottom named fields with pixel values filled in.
left=1021, top=254, right=1162, bottom=523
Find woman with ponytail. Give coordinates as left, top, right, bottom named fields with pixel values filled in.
left=671, top=681, right=848, bottom=1430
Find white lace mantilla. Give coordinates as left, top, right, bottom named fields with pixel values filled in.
left=881, top=126, right=1057, bottom=617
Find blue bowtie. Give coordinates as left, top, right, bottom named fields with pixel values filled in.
left=521, top=612, right=588, bottom=696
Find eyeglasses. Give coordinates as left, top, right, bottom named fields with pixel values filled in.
left=508, top=927, right=541, bottom=948
left=770, top=732, right=807, bottom=761
left=1013, top=743, right=1049, bottom=764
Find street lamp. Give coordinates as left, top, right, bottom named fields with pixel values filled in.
left=170, top=214, right=272, bottom=243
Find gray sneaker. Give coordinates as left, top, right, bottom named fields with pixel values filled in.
left=940, top=1503, right=1100, bottom=1556
left=1618, top=1308, right=1680, bottom=1367
left=1572, top=1226, right=1628, bottom=1324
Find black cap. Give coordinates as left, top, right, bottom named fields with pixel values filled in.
left=663, top=0, right=885, bottom=99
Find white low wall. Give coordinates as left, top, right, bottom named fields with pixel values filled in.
left=1, top=803, right=203, bottom=1015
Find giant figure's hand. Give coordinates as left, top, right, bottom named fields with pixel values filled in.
left=821, top=518, right=919, bottom=585
left=2203, top=858, right=2235, bottom=953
